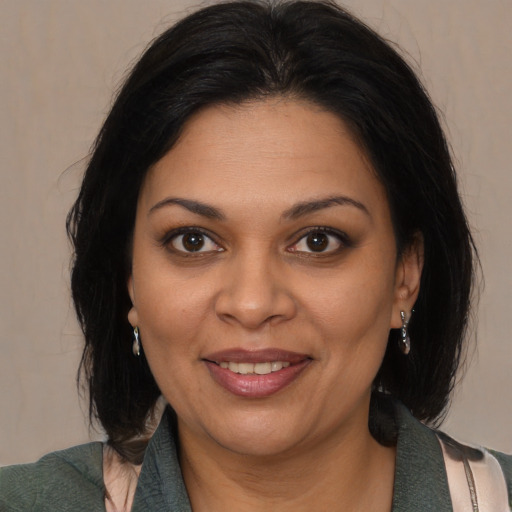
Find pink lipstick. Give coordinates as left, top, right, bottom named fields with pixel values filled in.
left=203, top=349, right=311, bottom=398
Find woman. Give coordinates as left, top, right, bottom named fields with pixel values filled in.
left=1, top=1, right=510, bottom=510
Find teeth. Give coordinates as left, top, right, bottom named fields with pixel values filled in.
left=271, top=361, right=283, bottom=372
left=254, top=362, right=271, bottom=375
left=238, top=363, right=253, bottom=375
left=218, top=361, right=291, bottom=375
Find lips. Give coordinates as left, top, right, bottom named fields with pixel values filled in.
left=203, top=349, right=311, bottom=398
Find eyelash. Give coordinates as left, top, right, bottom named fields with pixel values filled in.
left=162, top=227, right=223, bottom=256
left=287, top=227, right=351, bottom=256
left=161, top=226, right=351, bottom=256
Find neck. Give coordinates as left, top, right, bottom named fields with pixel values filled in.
left=179, top=413, right=395, bottom=512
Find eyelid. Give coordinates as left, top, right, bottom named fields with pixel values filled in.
left=287, top=226, right=351, bottom=254
left=161, top=226, right=224, bottom=254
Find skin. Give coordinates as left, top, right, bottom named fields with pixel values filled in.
left=128, top=98, right=423, bottom=511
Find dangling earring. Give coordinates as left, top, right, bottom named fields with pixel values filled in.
left=132, top=326, right=141, bottom=357
left=399, top=311, right=411, bottom=355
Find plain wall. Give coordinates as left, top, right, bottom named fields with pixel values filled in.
left=1, top=0, right=510, bottom=465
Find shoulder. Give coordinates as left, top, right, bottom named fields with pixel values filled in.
left=437, top=431, right=512, bottom=509
left=388, top=397, right=512, bottom=509
left=0, top=442, right=105, bottom=512
left=489, top=448, right=512, bottom=503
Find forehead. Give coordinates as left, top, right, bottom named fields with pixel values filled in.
left=140, top=99, right=387, bottom=218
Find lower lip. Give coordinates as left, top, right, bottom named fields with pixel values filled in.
left=205, top=360, right=311, bottom=398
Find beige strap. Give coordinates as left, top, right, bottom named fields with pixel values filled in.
left=103, top=445, right=141, bottom=512
left=438, top=433, right=510, bottom=511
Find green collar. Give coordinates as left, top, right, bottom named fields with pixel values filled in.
left=391, top=401, right=451, bottom=510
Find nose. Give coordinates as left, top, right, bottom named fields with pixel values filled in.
left=214, top=250, right=297, bottom=330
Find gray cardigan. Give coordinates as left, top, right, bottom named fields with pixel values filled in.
left=1, top=401, right=511, bottom=511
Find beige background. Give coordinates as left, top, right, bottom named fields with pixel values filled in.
left=1, top=0, right=510, bottom=465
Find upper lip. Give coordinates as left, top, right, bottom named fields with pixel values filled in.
left=203, top=348, right=310, bottom=364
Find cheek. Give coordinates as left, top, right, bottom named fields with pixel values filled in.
left=134, top=281, right=208, bottom=410
left=129, top=255, right=214, bottom=382
left=303, top=257, right=396, bottom=340
left=136, top=280, right=211, bottom=348
left=131, top=235, right=216, bottom=333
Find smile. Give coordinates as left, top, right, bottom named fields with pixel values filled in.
left=218, top=361, right=291, bottom=375
left=203, top=349, right=312, bottom=398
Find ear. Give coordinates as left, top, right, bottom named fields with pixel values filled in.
left=127, top=274, right=140, bottom=328
left=390, top=232, right=424, bottom=328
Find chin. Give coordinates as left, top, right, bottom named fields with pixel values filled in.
left=195, top=408, right=310, bottom=458
left=215, top=428, right=303, bottom=458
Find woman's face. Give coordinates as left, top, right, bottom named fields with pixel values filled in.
left=128, top=99, right=421, bottom=456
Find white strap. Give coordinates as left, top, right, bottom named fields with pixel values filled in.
left=438, top=433, right=510, bottom=511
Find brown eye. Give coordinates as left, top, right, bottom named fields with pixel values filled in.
left=288, top=229, right=346, bottom=255
left=182, top=232, right=204, bottom=252
left=169, top=230, right=222, bottom=254
left=306, top=232, right=329, bottom=252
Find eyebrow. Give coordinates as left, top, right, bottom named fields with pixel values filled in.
left=148, top=197, right=226, bottom=220
left=282, top=195, right=370, bottom=220
left=148, top=194, right=369, bottom=221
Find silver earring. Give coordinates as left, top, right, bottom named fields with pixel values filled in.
left=132, top=326, right=141, bottom=357
left=399, top=311, right=411, bottom=355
